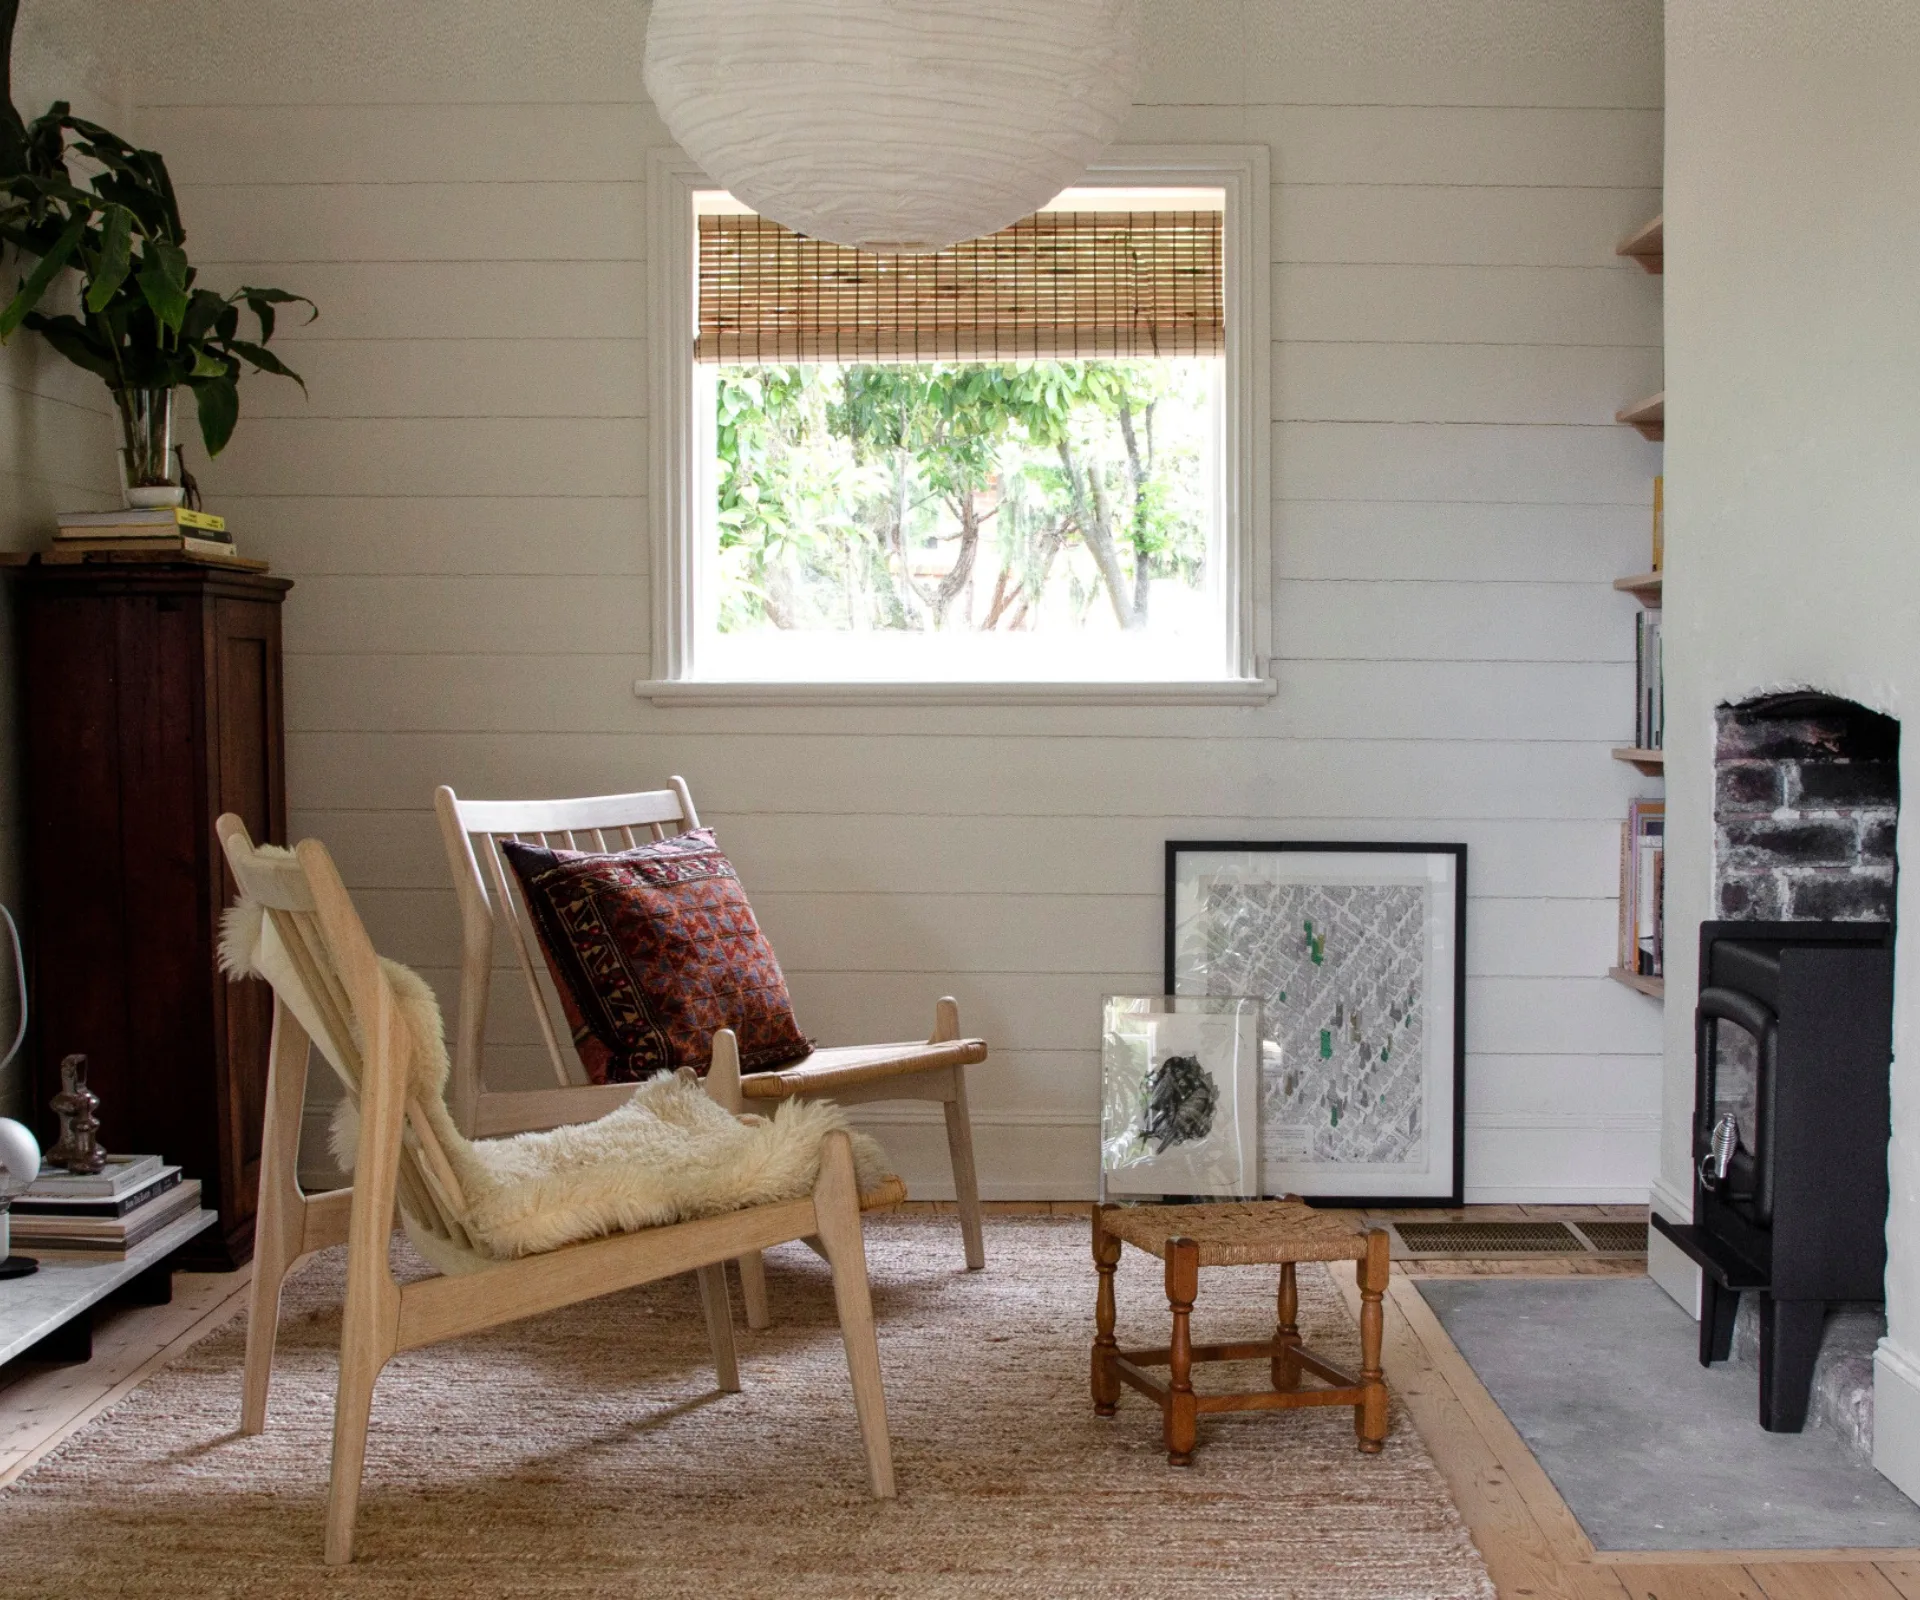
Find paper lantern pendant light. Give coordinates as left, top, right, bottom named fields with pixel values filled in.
left=644, top=0, right=1143, bottom=255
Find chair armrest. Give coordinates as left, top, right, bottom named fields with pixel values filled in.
left=740, top=1038, right=988, bottom=1099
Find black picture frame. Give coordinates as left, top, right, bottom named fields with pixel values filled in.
left=1163, top=840, right=1467, bottom=1208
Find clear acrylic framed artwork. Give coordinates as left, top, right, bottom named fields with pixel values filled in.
left=1100, top=995, right=1261, bottom=1201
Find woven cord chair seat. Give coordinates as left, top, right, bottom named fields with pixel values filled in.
left=1100, top=1200, right=1371, bottom=1266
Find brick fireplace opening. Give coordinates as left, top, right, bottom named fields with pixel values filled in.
left=1715, top=691, right=1899, bottom=924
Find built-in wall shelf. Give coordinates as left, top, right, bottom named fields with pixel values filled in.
left=1613, top=571, right=1662, bottom=606
left=1608, top=966, right=1665, bottom=1000
left=1608, top=210, right=1665, bottom=999
left=1616, top=391, right=1666, bottom=441
left=1612, top=746, right=1665, bottom=774
left=1616, top=213, right=1664, bottom=274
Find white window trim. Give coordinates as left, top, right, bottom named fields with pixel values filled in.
left=638, top=143, right=1273, bottom=708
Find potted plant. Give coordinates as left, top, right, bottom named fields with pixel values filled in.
left=0, top=1, right=313, bottom=506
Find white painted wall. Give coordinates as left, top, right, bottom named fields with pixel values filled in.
left=0, top=5, right=125, bottom=1117
left=1661, top=0, right=1920, bottom=1496
left=121, top=0, right=1665, bottom=1199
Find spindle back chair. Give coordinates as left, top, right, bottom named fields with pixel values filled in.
left=435, top=780, right=988, bottom=1328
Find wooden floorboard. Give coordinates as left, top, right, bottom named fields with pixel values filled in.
left=1873, top=1562, right=1920, bottom=1599
left=1747, top=1565, right=1907, bottom=1600
left=1613, top=1568, right=1768, bottom=1600
left=0, top=1265, right=250, bottom=1487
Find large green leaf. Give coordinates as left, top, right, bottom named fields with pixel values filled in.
left=238, top=285, right=318, bottom=344
left=179, top=287, right=227, bottom=345
left=19, top=311, right=119, bottom=382
left=0, top=208, right=87, bottom=339
left=137, top=237, right=189, bottom=332
left=85, top=203, right=132, bottom=312
left=190, top=374, right=239, bottom=455
left=227, top=338, right=305, bottom=391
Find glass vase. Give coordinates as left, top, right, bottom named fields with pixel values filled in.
left=113, top=386, right=185, bottom=508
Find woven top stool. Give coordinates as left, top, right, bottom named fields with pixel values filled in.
left=1091, top=1200, right=1391, bottom=1466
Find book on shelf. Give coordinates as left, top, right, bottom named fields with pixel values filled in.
left=1651, top=475, right=1664, bottom=572
left=7, top=1179, right=202, bottom=1255
left=57, top=506, right=227, bottom=536
left=8, top=1166, right=181, bottom=1218
left=1619, top=799, right=1666, bottom=976
left=1634, top=611, right=1665, bottom=748
left=21, top=1152, right=164, bottom=1200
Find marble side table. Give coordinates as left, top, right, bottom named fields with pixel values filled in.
left=0, top=1209, right=218, bottom=1366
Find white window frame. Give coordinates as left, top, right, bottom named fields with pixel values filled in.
left=639, top=144, right=1273, bottom=707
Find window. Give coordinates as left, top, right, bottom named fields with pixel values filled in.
left=644, top=148, right=1271, bottom=703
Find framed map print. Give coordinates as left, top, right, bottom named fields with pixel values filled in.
left=1165, top=841, right=1466, bottom=1206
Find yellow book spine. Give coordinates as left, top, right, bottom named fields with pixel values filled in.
left=1651, top=475, right=1664, bottom=571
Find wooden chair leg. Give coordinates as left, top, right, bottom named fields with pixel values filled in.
left=241, top=1218, right=293, bottom=1437
left=932, top=999, right=986, bottom=1272
left=812, top=1130, right=895, bottom=1499
left=736, top=1250, right=772, bottom=1331
left=324, top=1004, right=407, bottom=1567
left=1356, top=1229, right=1390, bottom=1454
left=1165, top=1236, right=1199, bottom=1466
left=1091, top=1208, right=1121, bottom=1415
left=943, top=1072, right=987, bottom=1273
left=696, top=1262, right=741, bottom=1393
left=704, top=1028, right=774, bottom=1330
left=242, top=1000, right=313, bottom=1435
left=1272, top=1260, right=1300, bottom=1393
left=323, top=1326, right=387, bottom=1567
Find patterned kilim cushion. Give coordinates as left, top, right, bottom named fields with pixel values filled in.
left=501, top=831, right=812, bottom=1083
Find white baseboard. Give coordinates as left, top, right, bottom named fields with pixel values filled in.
left=1645, top=1176, right=1701, bottom=1316
left=1646, top=1226, right=1702, bottom=1318
left=1459, top=1185, right=1660, bottom=1204
left=1649, top=1174, right=1693, bottom=1222
left=1875, top=1339, right=1920, bottom=1502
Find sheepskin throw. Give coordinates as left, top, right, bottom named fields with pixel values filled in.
left=218, top=876, right=891, bottom=1276
left=501, top=830, right=811, bottom=1082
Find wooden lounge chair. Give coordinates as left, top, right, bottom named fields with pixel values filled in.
left=218, top=816, right=895, bottom=1565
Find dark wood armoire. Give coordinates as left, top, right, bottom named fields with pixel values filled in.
left=19, top=559, right=291, bottom=1269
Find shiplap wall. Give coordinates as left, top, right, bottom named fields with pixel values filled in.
left=0, top=6, right=124, bottom=1117
left=125, top=0, right=1666, bottom=1198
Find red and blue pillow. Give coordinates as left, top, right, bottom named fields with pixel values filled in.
left=502, top=829, right=811, bottom=1084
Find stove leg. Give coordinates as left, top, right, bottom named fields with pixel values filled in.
left=1700, top=1278, right=1740, bottom=1366
left=1758, top=1295, right=1825, bottom=1432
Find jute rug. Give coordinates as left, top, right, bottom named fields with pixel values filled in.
left=1, top=1217, right=1491, bottom=1599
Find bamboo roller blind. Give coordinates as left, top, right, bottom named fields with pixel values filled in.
left=696, top=209, right=1225, bottom=364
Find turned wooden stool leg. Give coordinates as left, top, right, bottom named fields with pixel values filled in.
left=1165, top=1236, right=1200, bottom=1466
left=1091, top=1208, right=1121, bottom=1417
left=1272, top=1259, right=1301, bottom=1392
left=1356, top=1228, right=1390, bottom=1453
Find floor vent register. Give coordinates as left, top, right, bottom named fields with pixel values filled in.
left=1389, top=1220, right=1648, bottom=1258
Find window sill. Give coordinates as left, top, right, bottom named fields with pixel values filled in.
left=634, top=676, right=1277, bottom=708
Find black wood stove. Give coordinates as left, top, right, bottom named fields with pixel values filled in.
left=1651, top=920, right=1894, bottom=1431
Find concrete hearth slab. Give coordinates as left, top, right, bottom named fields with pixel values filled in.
left=1418, top=1276, right=1920, bottom=1551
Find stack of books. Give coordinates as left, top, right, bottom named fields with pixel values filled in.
left=1618, top=798, right=1666, bottom=978
left=8, top=1154, right=202, bottom=1259
left=45, top=507, right=265, bottom=571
